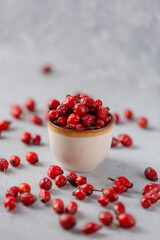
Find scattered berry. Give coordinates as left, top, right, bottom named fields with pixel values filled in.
left=25, top=98, right=35, bottom=111
left=113, top=113, right=120, bottom=123
left=42, top=65, right=52, bottom=74
left=113, top=182, right=127, bottom=194
left=67, top=172, right=77, bottom=185
left=0, top=120, right=11, bottom=130
left=19, top=192, right=35, bottom=206
left=80, top=184, right=94, bottom=196
left=102, top=188, right=119, bottom=202
left=145, top=191, right=159, bottom=203
left=39, top=189, right=51, bottom=203
left=117, top=213, right=136, bottom=228
left=59, top=213, right=76, bottom=230
left=124, top=109, right=133, bottom=120
left=39, top=177, right=52, bottom=190
left=111, top=137, right=119, bottom=147
left=73, top=188, right=86, bottom=200
left=141, top=197, right=152, bottom=209
left=98, top=211, right=113, bottom=226
left=9, top=155, right=20, bottom=167
left=25, top=152, right=39, bottom=164
left=30, top=114, right=43, bottom=125
left=112, top=176, right=133, bottom=189
left=65, top=201, right=78, bottom=214
left=97, top=194, right=110, bottom=206
left=75, top=176, right=87, bottom=186
left=113, top=202, right=126, bottom=216
left=48, top=99, right=60, bottom=110
left=57, top=104, right=68, bottom=116
left=18, top=183, right=31, bottom=194
left=6, top=186, right=19, bottom=198
left=118, top=134, right=133, bottom=147
left=82, top=222, right=101, bottom=234
left=55, top=175, right=67, bottom=188
left=142, top=183, right=160, bottom=195
left=95, top=99, right=102, bottom=107
left=20, top=132, right=31, bottom=144
left=0, top=158, right=9, bottom=173
left=52, top=198, right=64, bottom=214
left=32, top=134, right=41, bottom=145
left=4, top=197, right=16, bottom=211
left=11, top=105, right=23, bottom=119
left=137, top=117, right=148, bottom=128
left=49, top=110, right=58, bottom=121
left=47, top=165, right=63, bottom=179
left=144, top=167, right=158, bottom=181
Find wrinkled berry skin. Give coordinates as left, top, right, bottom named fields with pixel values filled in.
left=114, top=176, right=133, bottom=189
left=39, top=177, right=52, bottom=190
left=142, top=183, right=160, bottom=195
left=117, top=213, right=136, bottom=228
left=82, top=222, right=101, bottom=234
left=52, top=198, right=64, bottom=214
left=82, top=114, right=95, bottom=126
left=75, top=176, right=87, bottom=186
left=19, top=192, right=35, bottom=206
left=47, top=165, right=63, bottom=179
left=4, top=197, right=16, bottom=211
left=65, top=201, right=78, bottom=214
left=6, top=186, right=19, bottom=198
left=67, top=172, right=77, bottom=185
left=59, top=213, right=76, bottom=230
left=113, top=182, right=127, bottom=194
left=0, top=158, right=9, bottom=172
left=144, top=167, right=158, bottom=181
left=102, top=188, right=119, bottom=202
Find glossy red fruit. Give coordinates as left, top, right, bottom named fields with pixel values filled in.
left=113, top=113, right=120, bottom=124
left=65, top=201, right=78, bottom=214
left=67, top=172, right=78, bottom=185
left=6, top=186, right=19, bottom=198
left=96, top=107, right=108, bottom=121
left=137, top=117, right=148, bottom=128
left=32, top=134, right=41, bottom=145
left=47, top=165, right=63, bottom=179
left=98, top=211, right=113, bottom=226
left=39, top=189, right=51, bottom=203
left=79, top=94, right=89, bottom=99
left=82, top=222, right=101, bottom=234
left=75, top=176, right=87, bottom=186
left=0, top=158, right=9, bottom=173
left=18, top=183, right=31, bottom=194
left=111, top=137, right=119, bottom=147
left=124, top=109, right=133, bottom=120
left=80, top=97, right=97, bottom=109
left=48, top=99, right=60, bottom=110
left=102, top=188, right=119, bottom=202
left=49, top=110, right=58, bottom=121
left=118, top=134, right=132, bottom=147
left=73, top=188, right=86, bottom=200
left=11, top=105, right=23, bottom=119
left=25, top=152, right=39, bottom=164
left=141, top=197, right=152, bottom=209
left=9, top=155, right=20, bottom=167
left=42, top=65, right=52, bottom=74
left=55, top=175, right=67, bottom=188
left=113, top=202, right=125, bottom=216
left=25, top=98, right=35, bottom=111
left=39, top=177, right=52, bottom=190
left=144, top=167, right=158, bottom=181
left=113, top=176, right=133, bottom=189
left=0, top=120, right=11, bottom=130
left=82, top=114, right=95, bottom=126
left=95, top=120, right=105, bottom=128
left=74, top=103, right=88, bottom=116
left=117, top=213, right=136, bottom=228
left=19, top=192, right=35, bottom=206
left=80, top=184, right=94, bottom=196
left=30, top=115, right=43, bottom=125
left=20, top=132, right=31, bottom=144
left=52, top=198, right=64, bottom=214
left=67, top=124, right=84, bottom=131
left=59, top=213, right=76, bottom=230
left=97, top=194, right=110, bottom=206
left=142, top=183, right=160, bottom=195
left=95, top=99, right=102, bottom=108
left=63, top=96, right=78, bottom=109
left=57, top=116, right=67, bottom=126
left=67, top=114, right=81, bottom=125
left=4, top=197, right=16, bottom=211
left=57, top=104, right=68, bottom=116
left=113, top=182, right=127, bottom=194
left=145, top=192, right=159, bottom=203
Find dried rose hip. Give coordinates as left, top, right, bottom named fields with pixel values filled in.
left=82, top=222, right=101, bottom=234
left=124, top=109, right=133, bottom=120
left=117, top=213, right=136, bottom=228
left=144, top=167, right=158, bottom=181
left=11, top=105, right=23, bottom=119
left=111, top=137, right=119, bottom=147
left=113, top=113, right=120, bottom=123
left=137, top=117, right=148, bottom=128
left=59, top=213, right=76, bottom=230
left=25, top=98, right=35, bottom=111
left=0, top=120, right=11, bottom=130
left=118, top=134, right=132, bottom=147
left=48, top=99, right=60, bottom=110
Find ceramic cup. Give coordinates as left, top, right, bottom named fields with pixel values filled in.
left=48, top=114, right=114, bottom=172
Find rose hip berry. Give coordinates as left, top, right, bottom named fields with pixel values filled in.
left=0, top=158, right=9, bottom=173
left=113, top=113, right=120, bottom=124
left=25, top=98, right=35, bottom=111
left=67, top=172, right=77, bottom=185
left=4, top=197, right=16, bottom=211
left=74, top=103, right=88, bottom=116
left=113, top=182, right=127, bottom=194
left=39, top=189, right=51, bottom=203
left=95, top=120, right=105, bottom=128
left=30, top=115, right=43, bottom=125
left=82, top=222, right=101, bottom=234
left=80, top=184, right=94, bottom=196
left=82, top=114, right=95, bottom=126
left=39, top=177, right=52, bottom=190
left=117, top=213, right=136, bottom=228
left=73, top=188, right=86, bottom=200
left=49, top=110, right=58, bottom=121
left=67, top=114, right=81, bottom=125
left=80, top=97, right=97, bottom=109
left=144, top=167, right=158, bottom=181
left=18, top=183, right=31, bottom=194
left=47, top=165, right=63, bottom=179
left=6, top=186, right=19, bottom=198
left=57, top=104, right=68, bottom=116
left=145, top=192, right=159, bottom=203
left=95, top=99, right=102, bottom=108
left=57, top=116, right=67, bottom=126
left=55, top=175, right=67, bottom=188
left=113, top=202, right=126, bottom=216
left=48, top=99, right=60, bottom=110
left=98, top=211, right=113, bottom=226
left=75, top=176, right=87, bottom=186
left=32, top=134, right=41, bottom=145
left=97, top=194, right=110, bottom=206
left=25, top=152, right=38, bottom=164
left=11, top=105, right=23, bottom=119
left=59, top=213, right=76, bottom=230
left=102, top=188, right=119, bottom=202
left=19, top=192, right=35, bottom=206
left=124, top=109, right=133, bottom=120
left=65, top=201, right=78, bottom=214
left=142, top=183, right=160, bottom=195
left=0, top=120, right=11, bottom=130
left=9, top=155, right=21, bottom=167
left=118, top=134, right=133, bottom=147
left=137, top=117, right=148, bottom=128
left=141, top=197, right=152, bottom=209
left=42, top=65, right=52, bottom=74
left=109, top=176, right=133, bottom=190
left=63, top=95, right=78, bottom=109
left=52, top=199, right=64, bottom=214
left=111, top=137, right=119, bottom=148
left=20, top=132, right=32, bottom=144
left=96, top=107, right=108, bottom=121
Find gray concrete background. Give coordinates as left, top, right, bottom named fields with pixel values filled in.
left=0, top=0, right=160, bottom=239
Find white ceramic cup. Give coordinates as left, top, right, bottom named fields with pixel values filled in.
left=48, top=114, right=114, bottom=172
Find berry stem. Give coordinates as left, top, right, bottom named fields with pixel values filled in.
left=108, top=177, right=115, bottom=182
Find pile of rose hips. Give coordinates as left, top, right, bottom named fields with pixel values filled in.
left=48, top=94, right=111, bottom=130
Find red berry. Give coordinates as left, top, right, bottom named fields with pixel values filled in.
left=95, top=99, right=102, bottom=108
left=4, top=197, right=16, bottom=211
left=111, top=137, right=119, bottom=147
left=113, top=113, right=120, bottom=124
left=57, top=116, right=67, bottom=126
left=49, top=110, right=58, bottom=121
left=39, top=189, right=51, bottom=203
left=0, top=120, right=11, bottom=130
left=39, top=177, right=52, bottom=190
left=82, top=114, right=95, bottom=126
left=113, top=202, right=125, bottom=216
left=145, top=192, right=159, bottom=203
left=96, top=107, right=108, bottom=121
left=65, top=201, right=78, bottom=214
left=137, top=117, right=148, bottom=128
left=80, top=97, right=97, bottom=109
left=141, top=197, right=152, bottom=209
left=67, top=124, right=84, bottom=131
left=52, top=198, right=64, bottom=214
left=124, top=109, right=133, bottom=119
left=95, top=120, right=105, bottom=128
left=18, top=183, right=31, bottom=194
left=57, top=104, right=68, bottom=116
left=0, top=158, right=9, bottom=173
left=113, top=182, right=127, bottom=194
left=25, top=152, right=39, bottom=164
left=32, top=134, right=41, bottom=145
left=63, top=96, right=78, bottom=109
left=55, top=175, right=67, bottom=188
left=144, top=167, right=158, bottom=181
left=80, top=184, right=94, bottom=196
left=67, top=114, right=81, bottom=125
left=59, top=213, right=76, bottom=230
left=19, top=192, right=35, bottom=206
left=113, top=176, right=133, bottom=189
left=97, top=194, right=110, bottom=206
left=82, top=222, right=101, bottom=234
left=67, top=172, right=78, bottom=185
left=42, top=65, right=52, bottom=74
left=48, top=99, right=60, bottom=110
left=98, top=211, right=113, bottom=226
left=75, top=176, right=87, bottom=186
left=25, top=98, right=35, bottom=111
left=73, top=188, right=86, bottom=200
left=9, top=155, right=20, bottom=167
left=47, top=165, right=63, bottom=179
left=74, top=103, right=88, bottom=116
left=20, top=132, right=31, bottom=144
left=30, top=114, right=43, bottom=125
left=117, top=213, right=136, bottom=228
left=142, top=183, right=160, bottom=195
left=79, top=94, right=89, bottom=99
left=118, top=134, right=133, bottom=147
left=11, top=105, right=23, bottom=119
left=6, top=186, right=19, bottom=198
left=102, top=188, right=119, bottom=202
